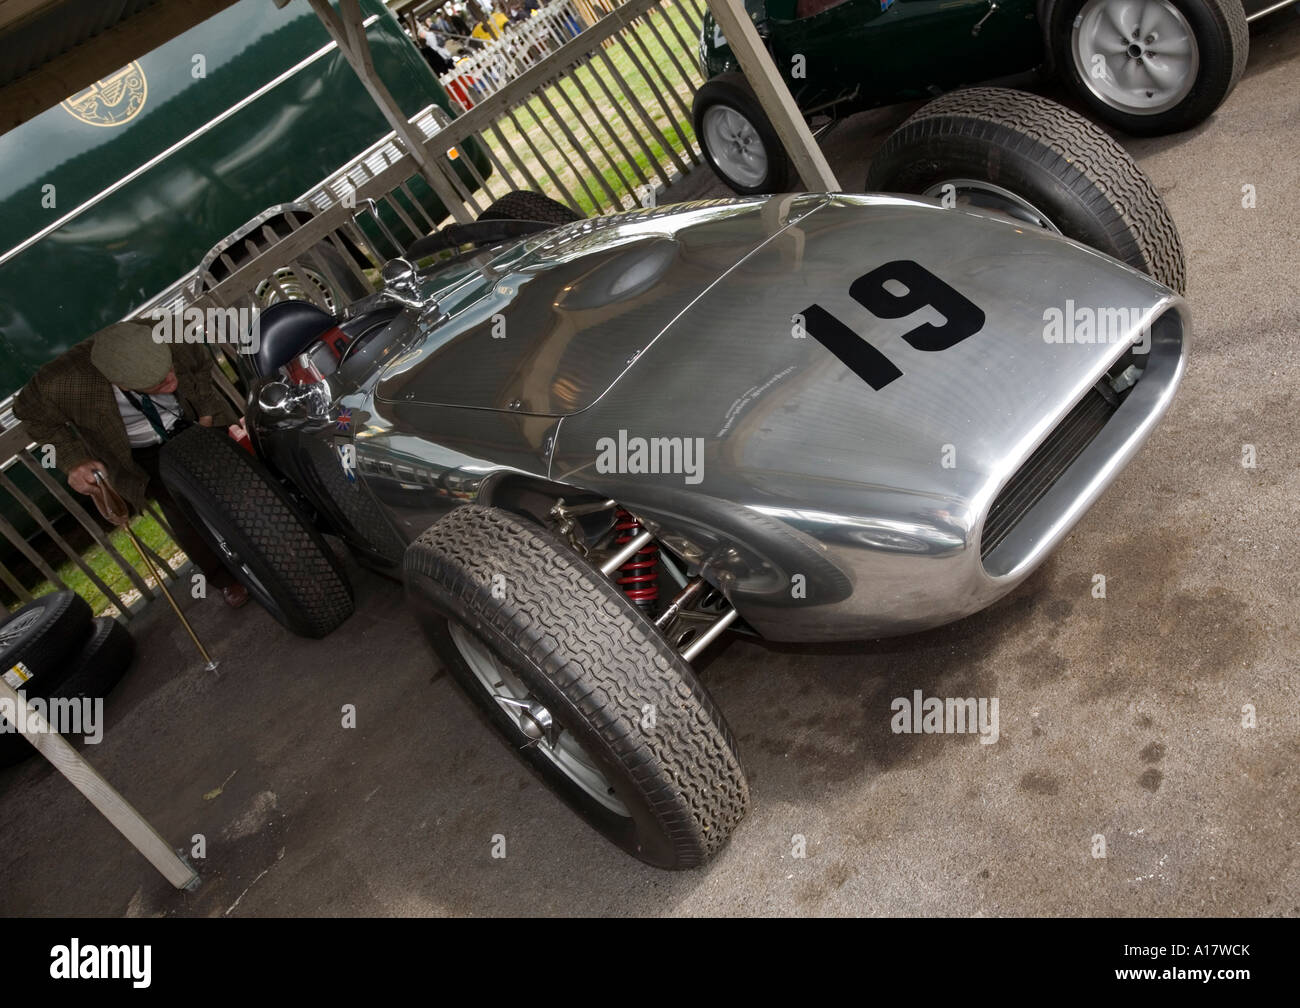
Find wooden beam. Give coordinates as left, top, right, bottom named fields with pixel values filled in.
left=0, top=0, right=242, bottom=134
left=0, top=676, right=200, bottom=890
left=307, top=0, right=474, bottom=224
left=704, top=0, right=839, bottom=192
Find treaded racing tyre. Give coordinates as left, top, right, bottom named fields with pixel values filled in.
left=865, top=87, right=1187, bottom=294
left=0, top=617, right=135, bottom=768
left=0, top=592, right=93, bottom=690
left=476, top=190, right=582, bottom=224
left=159, top=426, right=354, bottom=639
left=1050, top=0, right=1248, bottom=137
left=403, top=505, right=749, bottom=869
left=693, top=71, right=792, bottom=196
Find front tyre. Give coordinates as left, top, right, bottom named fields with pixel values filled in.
left=403, top=506, right=749, bottom=869
left=866, top=87, right=1186, bottom=293
left=1051, top=0, right=1248, bottom=136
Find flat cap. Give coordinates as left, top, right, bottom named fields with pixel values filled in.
left=90, top=321, right=172, bottom=391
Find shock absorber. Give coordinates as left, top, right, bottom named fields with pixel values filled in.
left=613, top=508, right=659, bottom=609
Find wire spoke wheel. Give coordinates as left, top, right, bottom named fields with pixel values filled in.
left=253, top=264, right=338, bottom=312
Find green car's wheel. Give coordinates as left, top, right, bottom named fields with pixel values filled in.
left=1050, top=0, right=1248, bottom=136
left=693, top=72, right=791, bottom=196
left=866, top=87, right=1186, bottom=294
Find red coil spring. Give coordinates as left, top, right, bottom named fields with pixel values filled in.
left=614, top=508, right=658, bottom=607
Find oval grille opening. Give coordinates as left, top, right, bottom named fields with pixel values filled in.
left=981, top=385, right=1116, bottom=561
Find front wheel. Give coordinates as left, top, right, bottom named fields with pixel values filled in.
left=403, top=505, right=749, bottom=869
left=1051, top=0, right=1248, bottom=135
left=693, top=72, right=791, bottom=196
left=866, top=87, right=1187, bottom=293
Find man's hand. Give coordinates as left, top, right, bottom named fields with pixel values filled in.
left=228, top=418, right=248, bottom=442
left=67, top=460, right=107, bottom=495
left=198, top=415, right=214, bottom=428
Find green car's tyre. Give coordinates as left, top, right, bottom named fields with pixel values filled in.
left=866, top=87, right=1187, bottom=294
left=476, top=190, right=582, bottom=225
left=1050, top=0, right=1248, bottom=136
left=693, top=72, right=791, bottom=196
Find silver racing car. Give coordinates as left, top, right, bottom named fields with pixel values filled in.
left=161, top=90, right=1189, bottom=868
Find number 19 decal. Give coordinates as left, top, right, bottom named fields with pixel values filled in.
left=800, top=260, right=984, bottom=390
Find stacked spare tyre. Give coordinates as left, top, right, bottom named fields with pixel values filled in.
left=0, top=591, right=135, bottom=767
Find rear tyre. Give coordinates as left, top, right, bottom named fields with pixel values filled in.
left=403, top=505, right=749, bottom=869
left=476, top=190, right=582, bottom=224
left=1051, top=0, right=1248, bottom=136
left=693, top=72, right=792, bottom=196
left=160, top=426, right=354, bottom=639
left=866, top=87, right=1186, bottom=293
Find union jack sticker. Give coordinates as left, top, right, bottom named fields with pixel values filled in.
left=335, top=408, right=352, bottom=432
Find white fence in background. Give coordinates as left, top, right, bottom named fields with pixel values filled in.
left=438, top=0, right=592, bottom=108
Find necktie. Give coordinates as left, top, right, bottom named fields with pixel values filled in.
left=136, top=393, right=170, bottom=442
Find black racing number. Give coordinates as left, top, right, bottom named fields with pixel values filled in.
left=800, top=305, right=903, bottom=391
left=801, top=260, right=985, bottom=389
left=849, top=260, right=985, bottom=352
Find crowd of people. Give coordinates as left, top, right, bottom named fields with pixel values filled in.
left=406, top=0, right=548, bottom=75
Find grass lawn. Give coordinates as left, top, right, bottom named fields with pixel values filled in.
left=468, top=2, right=705, bottom=217
left=30, top=511, right=184, bottom=618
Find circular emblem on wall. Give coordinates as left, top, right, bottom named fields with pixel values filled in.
left=61, top=62, right=148, bottom=127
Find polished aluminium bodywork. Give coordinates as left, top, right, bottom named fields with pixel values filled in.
left=250, top=194, right=1188, bottom=643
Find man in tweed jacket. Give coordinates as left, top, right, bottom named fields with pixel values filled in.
left=14, top=321, right=249, bottom=608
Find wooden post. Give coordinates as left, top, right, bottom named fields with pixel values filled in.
left=0, top=675, right=200, bottom=890
left=307, top=0, right=476, bottom=224
left=704, top=0, right=839, bottom=191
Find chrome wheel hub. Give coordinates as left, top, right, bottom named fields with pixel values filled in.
left=1072, top=0, right=1199, bottom=115
left=495, top=694, right=555, bottom=744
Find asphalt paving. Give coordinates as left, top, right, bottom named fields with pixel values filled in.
left=1, top=12, right=1296, bottom=917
